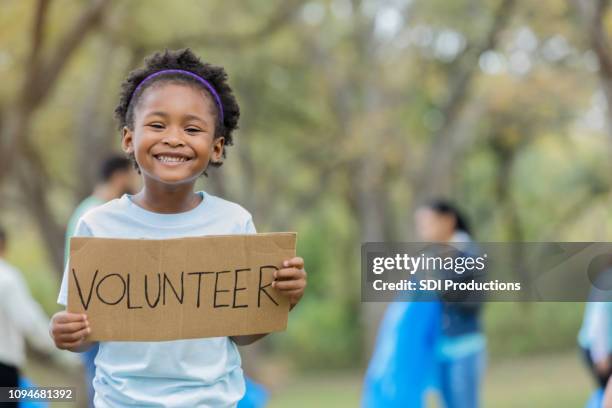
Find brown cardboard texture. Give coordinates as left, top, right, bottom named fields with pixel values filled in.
left=68, top=233, right=296, bottom=341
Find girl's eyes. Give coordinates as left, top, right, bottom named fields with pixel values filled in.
left=145, top=124, right=203, bottom=133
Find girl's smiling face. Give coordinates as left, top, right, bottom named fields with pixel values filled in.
left=121, top=82, right=224, bottom=187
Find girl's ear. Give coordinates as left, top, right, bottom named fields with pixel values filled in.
left=211, top=136, right=225, bottom=163
left=121, top=127, right=134, bottom=154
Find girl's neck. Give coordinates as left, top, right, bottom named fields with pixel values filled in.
left=132, top=181, right=201, bottom=214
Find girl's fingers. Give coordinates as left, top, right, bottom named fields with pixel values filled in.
left=282, top=257, right=304, bottom=269
left=54, top=312, right=87, bottom=324
left=54, top=321, right=88, bottom=334
left=58, top=338, right=86, bottom=350
left=281, top=289, right=304, bottom=298
left=56, top=326, right=90, bottom=343
left=273, top=279, right=305, bottom=291
left=274, top=268, right=306, bottom=280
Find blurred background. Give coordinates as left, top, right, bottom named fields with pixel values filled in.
left=0, top=0, right=611, bottom=407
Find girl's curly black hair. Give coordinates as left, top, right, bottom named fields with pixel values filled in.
left=114, top=48, right=240, bottom=170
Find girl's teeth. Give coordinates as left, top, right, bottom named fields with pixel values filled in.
left=158, top=156, right=186, bottom=162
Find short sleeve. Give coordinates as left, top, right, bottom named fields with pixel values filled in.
left=245, top=217, right=257, bottom=234
left=57, top=218, right=93, bottom=306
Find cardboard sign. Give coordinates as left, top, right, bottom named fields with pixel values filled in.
left=68, top=233, right=296, bottom=341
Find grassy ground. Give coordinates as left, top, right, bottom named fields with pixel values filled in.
left=267, top=352, right=593, bottom=408
left=24, top=351, right=593, bottom=407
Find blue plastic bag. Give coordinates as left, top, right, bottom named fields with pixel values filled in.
left=362, top=301, right=441, bottom=408
left=17, top=378, right=48, bottom=408
left=585, top=388, right=603, bottom=408
left=238, top=376, right=269, bottom=408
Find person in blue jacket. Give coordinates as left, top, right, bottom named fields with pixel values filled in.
left=415, top=200, right=486, bottom=408
left=363, top=200, right=485, bottom=408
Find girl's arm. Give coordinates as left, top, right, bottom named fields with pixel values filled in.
left=231, top=334, right=268, bottom=346
left=232, top=257, right=306, bottom=346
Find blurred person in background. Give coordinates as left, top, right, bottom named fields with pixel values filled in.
left=64, top=155, right=137, bottom=261
left=578, top=260, right=612, bottom=408
left=415, top=200, right=486, bottom=408
left=363, top=199, right=484, bottom=408
left=0, top=225, right=61, bottom=390
left=64, top=154, right=137, bottom=407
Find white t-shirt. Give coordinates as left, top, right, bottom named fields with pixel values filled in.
left=57, top=191, right=255, bottom=407
left=0, top=258, right=57, bottom=367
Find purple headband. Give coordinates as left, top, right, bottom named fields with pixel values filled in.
left=130, top=69, right=224, bottom=123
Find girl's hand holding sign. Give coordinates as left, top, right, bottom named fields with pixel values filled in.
left=274, top=257, right=307, bottom=309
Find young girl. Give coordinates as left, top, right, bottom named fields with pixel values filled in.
left=50, top=49, right=307, bottom=407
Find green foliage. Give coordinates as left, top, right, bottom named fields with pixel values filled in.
left=274, top=297, right=363, bottom=369
left=1, top=0, right=611, bottom=372
left=484, top=303, right=584, bottom=357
